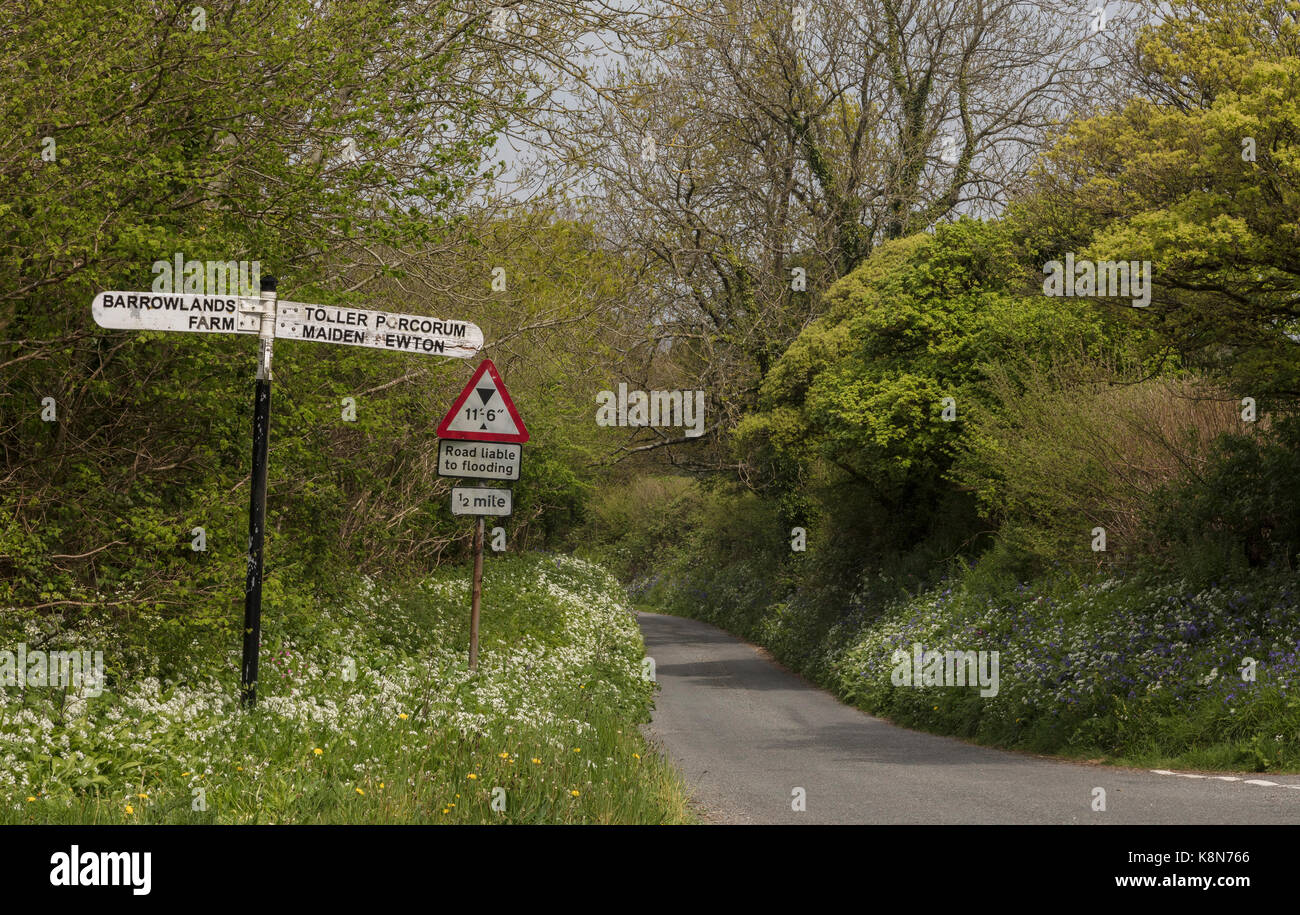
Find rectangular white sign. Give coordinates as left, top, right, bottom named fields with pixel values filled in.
left=92, top=292, right=261, bottom=335
left=92, top=291, right=482, bottom=359
left=275, top=301, right=482, bottom=358
left=438, top=440, right=521, bottom=481
left=450, top=486, right=512, bottom=516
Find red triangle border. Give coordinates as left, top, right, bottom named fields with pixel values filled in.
left=436, top=358, right=529, bottom=443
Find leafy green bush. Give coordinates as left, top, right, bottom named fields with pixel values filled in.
left=954, top=360, right=1242, bottom=566
left=1150, top=415, right=1300, bottom=577
left=583, top=475, right=697, bottom=583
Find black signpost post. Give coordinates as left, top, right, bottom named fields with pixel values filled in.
left=240, top=275, right=276, bottom=708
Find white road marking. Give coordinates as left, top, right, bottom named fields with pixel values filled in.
left=1151, top=769, right=1300, bottom=790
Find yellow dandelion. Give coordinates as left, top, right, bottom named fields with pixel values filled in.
left=379, top=782, right=385, bottom=789
left=467, top=773, right=478, bottom=780
left=633, top=753, right=641, bottom=760
left=236, top=766, right=243, bottom=771
left=125, top=805, right=134, bottom=815
left=570, top=790, right=580, bottom=797
left=26, top=797, right=35, bottom=803
left=356, top=788, right=365, bottom=796
left=531, top=758, right=541, bottom=764
left=398, top=713, right=409, bottom=720
left=181, top=772, right=190, bottom=777
left=313, top=748, right=323, bottom=755
left=572, top=747, right=581, bottom=753
left=498, top=752, right=509, bottom=759
left=137, top=793, right=148, bottom=799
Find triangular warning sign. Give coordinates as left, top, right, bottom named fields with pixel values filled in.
left=436, top=358, right=529, bottom=442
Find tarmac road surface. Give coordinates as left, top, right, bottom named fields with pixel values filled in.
left=637, top=611, right=1300, bottom=824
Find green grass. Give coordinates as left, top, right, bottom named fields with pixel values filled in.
left=0, top=554, right=694, bottom=824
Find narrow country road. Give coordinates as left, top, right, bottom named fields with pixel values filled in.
left=637, top=612, right=1300, bottom=824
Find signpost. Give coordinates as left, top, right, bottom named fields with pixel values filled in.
left=275, top=300, right=482, bottom=358
left=92, top=291, right=262, bottom=335
left=92, top=290, right=483, bottom=355
left=436, top=359, right=527, bottom=671
left=450, top=486, right=513, bottom=515
left=435, top=358, right=529, bottom=442
left=92, top=280, right=482, bottom=707
left=437, top=440, right=521, bottom=481
left=240, top=281, right=276, bottom=710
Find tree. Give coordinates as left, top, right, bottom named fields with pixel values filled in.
left=735, top=217, right=1114, bottom=547
left=1019, top=0, right=1300, bottom=404
left=548, top=0, right=1115, bottom=461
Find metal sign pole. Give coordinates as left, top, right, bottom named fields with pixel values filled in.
left=240, top=275, right=277, bottom=708
left=469, top=516, right=485, bottom=671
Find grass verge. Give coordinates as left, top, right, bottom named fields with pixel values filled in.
left=1, top=554, right=693, bottom=824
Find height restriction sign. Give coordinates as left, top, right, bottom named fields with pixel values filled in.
left=436, top=358, right=529, bottom=442
left=436, top=358, right=527, bottom=673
